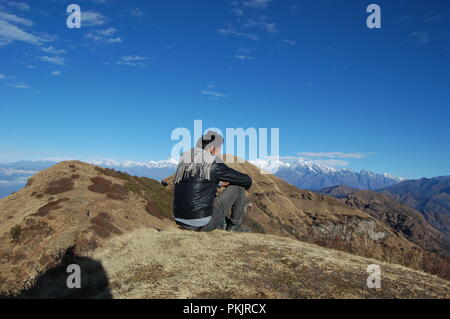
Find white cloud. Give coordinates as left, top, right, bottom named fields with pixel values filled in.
left=130, top=8, right=144, bottom=17
left=4, top=1, right=30, bottom=11
left=39, top=55, right=65, bottom=65
left=283, top=39, right=296, bottom=45
left=0, top=10, right=51, bottom=47
left=81, top=11, right=107, bottom=27
left=201, top=90, right=228, bottom=100
left=423, top=13, right=441, bottom=22
left=85, top=33, right=102, bottom=42
left=85, top=28, right=122, bottom=44
left=0, top=179, right=27, bottom=185
left=115, top=55, right=150, bottom=67
left=97, top=27, right=116, bottom=36
left=225, top=1, right=277, bottom=42
left=229, top=54, right=254, bottom=60
left=50, top=70, right=61, bottom=76
left=409, top=32, right=430, bottom=45
left=231, top=7, right=244, bottom=16
left=290, top=3, right=302, bottom=13
left=314, top=159, right=349, bottom=167
left=238, top=47, right=254, bottom=53
left=297, top=152, right=372, bottom=159
left=107, top=37, right=122, bottom=43
left=0, top=168, right=36, bottom=175
left=41, top=46, right=66, bottom=55
left=6, top=81, right=28, bottom=89
left=217, top=25, right=258, bottom=41
left=0, top=73, right=5, bottom=79
left=244, top=15, right=276, bottom=33
left=243, top=0, right=271, bottom=9
left=0, top=19, right=41, bottom=46
left=0, top=11, right=32, bottom=26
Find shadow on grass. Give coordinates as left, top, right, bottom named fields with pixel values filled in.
left=0, top=246, right=112, bottom=299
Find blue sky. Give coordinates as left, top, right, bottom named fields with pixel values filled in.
left=0, top=0, right=449, bottom=179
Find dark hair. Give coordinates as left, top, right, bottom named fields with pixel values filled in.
left=196, top=130, right=224, bottom=150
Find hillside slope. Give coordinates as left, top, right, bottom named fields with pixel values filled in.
left=11, top=228, right=450, bottom=299
left=319, top=185, right=450, bottom=256
left=378, top=176, right=450, bottom=236
left=0, top=161, right=175, bottom=295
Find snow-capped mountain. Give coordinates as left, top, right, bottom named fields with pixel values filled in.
left=248, top=157, right=404, bottom=190
left=87, top=159, right=178, bottom=181
left=0, top=157, right=404, bottom=198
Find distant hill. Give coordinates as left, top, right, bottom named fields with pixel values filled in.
left=378, top=176, right=450, bottom=236
left=319, top=185, right=450, bottom=256
left=317, top=185, right=356, bottom=198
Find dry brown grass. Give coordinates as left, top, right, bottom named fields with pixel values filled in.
left=90, top=228, right=449, bottom=299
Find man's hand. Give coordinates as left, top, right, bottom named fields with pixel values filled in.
left=219, top=181, right=230, bottom=187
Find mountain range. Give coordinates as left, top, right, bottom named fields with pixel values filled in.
left=0, top=158, right=448, bottom=298
left=2, top=159, right=448, bottom=247
left=0, top=158, right=403, bottom=198
left=261, top=158, right=404, bottom=190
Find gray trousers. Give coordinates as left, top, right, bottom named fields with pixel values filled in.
left=202, top=185, right=247, bottom=232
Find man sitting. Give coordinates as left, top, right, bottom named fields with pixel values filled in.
left=172, top=131, right=253, bottom=232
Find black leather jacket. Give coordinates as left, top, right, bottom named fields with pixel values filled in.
left=173, top=160, right=252, bottom=220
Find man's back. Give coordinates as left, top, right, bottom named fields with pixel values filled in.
left=173, top=156, right=252, bottom=222
left=172, top=131, right=253, bottom=231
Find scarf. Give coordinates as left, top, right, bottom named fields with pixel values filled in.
left=172, top=147, right=217, bottom=184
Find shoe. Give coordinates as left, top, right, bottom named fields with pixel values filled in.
left=226, top=224, right=252, bottom=233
